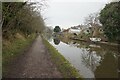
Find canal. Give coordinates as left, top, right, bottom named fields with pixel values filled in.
left=48, top=37, right=118, bottom=78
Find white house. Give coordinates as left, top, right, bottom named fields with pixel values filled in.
left=68, top=29, right=81, bottom=35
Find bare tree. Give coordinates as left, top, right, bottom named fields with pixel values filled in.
left=84, top=13, right=103, bottom=37
left=84, top=13, right=101, bottom=28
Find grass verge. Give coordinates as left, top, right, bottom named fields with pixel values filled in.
left=2, top=33, right=36, bottom=65
left=43, top=38, right=82, bottom=78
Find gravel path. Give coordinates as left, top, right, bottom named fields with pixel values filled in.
left=3, top=35, right=62, bottom=78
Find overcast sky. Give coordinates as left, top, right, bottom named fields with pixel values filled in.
left=43, top=0, right=109, bottom=29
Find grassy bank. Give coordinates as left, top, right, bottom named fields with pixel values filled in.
left=2, top=33, right=36, bottom=64
left=43, top=38, right=82, bottom=78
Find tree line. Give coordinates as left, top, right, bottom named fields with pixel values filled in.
left=2, top=1, right=46, bottom=39
left=85, top=1, right=120, bottom=42
left=100, top=1, right=120, bottom=42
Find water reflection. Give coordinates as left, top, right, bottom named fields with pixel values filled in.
left=53, top=38, right=60, bottom=45
left=48, top=37, right=118, bottom=78
left=95, top=52, right=118, bottom=78
left=81, top=49, right=102, bottom=73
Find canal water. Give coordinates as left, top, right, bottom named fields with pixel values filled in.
left=48, top=37, right=118, bottom=78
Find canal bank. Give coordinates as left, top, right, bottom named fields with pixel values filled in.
left=70, top=37, right=120, bottom=46
left=48, top=37, right=118, bottom=78
left=42, top=38, right=82, bottom=78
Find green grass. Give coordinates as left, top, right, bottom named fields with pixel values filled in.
left=2, top=33, right=36, bottom=64
left=43, top=38, right=83, bottom=78
left=3, top=33, right=36, bottom=75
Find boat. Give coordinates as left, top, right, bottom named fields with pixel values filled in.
left=90, top=38, right=101, bottom=42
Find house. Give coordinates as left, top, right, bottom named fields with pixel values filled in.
left=69, top=28, right=81, bottom=35
left=61, top=25, right=108, bottom=42
left=60, top=28, right=70, bottom=38
left=78, top=26, right=108, bottom=42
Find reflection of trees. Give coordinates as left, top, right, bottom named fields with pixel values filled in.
left=60, top=38, right=103, bottom=72
left=80, top=47, right=118, bottom=78
left=94, top=52, right=118, bottom=78
left=60, top=37, right=118, bottom=77
left=81, top=49, right=102, bottom=72
left=53, top=38, right=60, bottom=45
